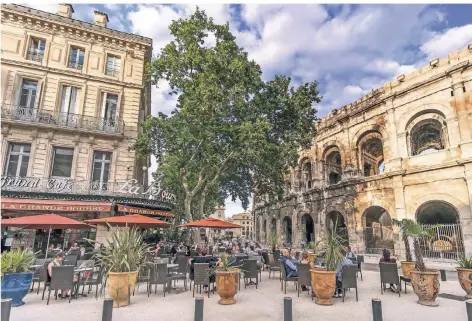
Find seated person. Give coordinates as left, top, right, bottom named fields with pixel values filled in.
left=379, top=248, right=398, bottom=292
left=289, top=249, right=299, bottom=263
left=300, top=251, right=314, bottom=268
left=346, top=246, right=356, bottom=259
left=48, top=252, right=78, bottom=298
left=77, top=246, right=87, bottom=260
left=280, top=248, right=298, bottom=278
left=334, top=256, right=356, bottom=298
left=189, top=248, right=219, bottom=284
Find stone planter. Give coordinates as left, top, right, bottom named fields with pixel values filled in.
left=1, top=272, right=34, bottom=307
left=310, top=268, right=335, bottom=306
left=457, top=268, right=472, bottom=299
left=400, top=261, right=416, bottom=278
left=410, top=270, right=440, bottom=307
left=107, top=271, right=137, bottom=307
left=216, top=270, right=240, bottom=305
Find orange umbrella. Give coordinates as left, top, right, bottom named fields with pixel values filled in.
left=85, top=214, right=171, bottom=228
left=1, top=214, right=91, bottom=259
left=179, top=217, right=242, bottom=229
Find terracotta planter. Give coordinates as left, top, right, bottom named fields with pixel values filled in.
left=400, top=261, right=416, bottom=278
left=410, top=270, right=440, bottom=307
left=457, top=268, right=472, bottom=299
left=216, top=270, right=239, bottom=305
left=310, top=268, right=335, bottom=306
left=308, top=253, right=317, bottom=263
left=107, top=271, right=138, bottom=308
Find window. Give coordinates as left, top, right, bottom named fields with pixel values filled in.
left=18, top=80, right=38, bottom=109
left=100, top=93, right=118, bottom=128
left=68, top=47, right=85, bottom=70
left=4, top=143, right=31, bottom=177
left=26, top=38, right=46, bottom=62
left=92, top=151, right=111, bottom=185
left=60, top=86, right=79, bottom=115
left=50, top=147, right=74, bottom=177
left=105, top=55, right=121, bottom=76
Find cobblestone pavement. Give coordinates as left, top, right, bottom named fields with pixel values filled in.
left=9, top=270, right=466, bottom=321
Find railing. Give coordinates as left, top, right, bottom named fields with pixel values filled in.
left=105, top=68, right=120, bottom=77
left=1, top=105, right=124, bottom=134
left=67, top=60, right=83, bottom=70
left=0, top=177, right=176, bottom=205
left=419, top=223, right=464, bottom=260
left=26, top=50, right=44, bottom=62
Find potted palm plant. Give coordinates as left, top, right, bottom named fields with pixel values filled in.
left=92, top=226, right=149, bottom=307
left=1, top=249, right=36, bottom=307
left=393, top=219, right=416, bottom=277
left=457, top=255, right=472, bottom=298
left=402, top=220, right=440, bottom=306
left=270, top=232, right=280, bottom=252
left=307, top=241, right=317, bottom=263
left=210, top=253, right=241, bottom=305
left=310, top=224, right=345, bottom=305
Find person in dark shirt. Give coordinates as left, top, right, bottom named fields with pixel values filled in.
left=189, top=248, right=218, bottom=290
left=379, top=249, right=398, bottom=292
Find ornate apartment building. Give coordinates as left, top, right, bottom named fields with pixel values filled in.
left=254, top=45, right=472, bottom=260
left=227, top=211, right=254, bottom=239
left=0, top=4, right=174, bottom=250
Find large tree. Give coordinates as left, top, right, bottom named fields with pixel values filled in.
left=135, top=8, right=321, bottom=224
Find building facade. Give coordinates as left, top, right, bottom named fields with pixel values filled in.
left=227, top=211, right=254, bottom=239
left=254, top=45, right=472, bottom=260
left=0, top=4, right=174, bottom=251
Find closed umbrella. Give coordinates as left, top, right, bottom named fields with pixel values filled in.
left=1, top=214, right=91, bottom=259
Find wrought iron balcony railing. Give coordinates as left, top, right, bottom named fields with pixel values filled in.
left=1, top=105, right=124, bottom=135
left=67, top=60, right=83, bottom=70
left=26, top=50, right=44, bottom=62
left=105, top=68, right=120, bottom=77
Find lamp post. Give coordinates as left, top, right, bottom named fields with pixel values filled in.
left=142, top=166, right=147, bottom=187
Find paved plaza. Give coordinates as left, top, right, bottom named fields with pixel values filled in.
left=9, top=268, right=466, bottom=321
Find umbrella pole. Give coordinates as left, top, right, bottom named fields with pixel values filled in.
left=44, top=227, right=52, bottom=259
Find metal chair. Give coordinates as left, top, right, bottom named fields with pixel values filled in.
left=30, top=259, right=47, bottom=293
left=64, top=255, right=78, bottom=267
left=249, top=255, right=263, bottom=281
left=379, top=263, right=401, bottom=297
left=133, top=265, right=151, bottom=295
left=79, top=266, right=104, bottom=298
left=160, top=254, right=172, bottom=264
left=296, top=263, right=312, bottom=299
left=341, top=265, right=358, bottom=302
left=243, top=259, right=259, bottom=289
left=261, top=251, right=270, bottom=271
left=268, top=254, right=281, bottom=280
left=192, top=263, right=212, bottom=298
left=46, top=266, right=75, bottom=304
left=148, top=263, right=172, bottom=297
left=356, top=255, right=364, bottom=280
left=170, top=255, right=188, bottom=290
left=41, top=260, right=53, bottom=298
left=280, top=261, right=298, bottom=294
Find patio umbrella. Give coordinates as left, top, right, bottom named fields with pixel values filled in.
left=179, top=217, right=242, bottom=229
left=84, top=214, right=171, bottom=229
left=1, top=214, right=91, bottom=259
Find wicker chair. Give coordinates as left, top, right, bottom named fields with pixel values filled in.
left=30, top=259, right=47, bottom=293
left=249, top=255, right=263, bottom=281
left=79, top=266, right=104, bottom=298
left=170, top=255, right=188, bottom=290
left=46, top=266, right=75, bottom=304
left=41, top=260, right=53, bottom=299
left=280, top=261, right=298, bottom=294
left=268, top=254, right=281, bottom=280
left=133, top=265, right=151, bottom=295
left=341, top=265, right=358, bottom=302
left=379, top=263, right=401, bottom=297
left=296, top=263, right=312, bottom=299
left=261, top=251, right=270, bottom=271
left=192, top=263, right=212, bottom=298
left=148, top=263, right=172, bottom=297
left=243, top=259, right=259, bottom=289
left=63, top=255, right=78, bottom=267
left=356, top=255, right=364, bottom=280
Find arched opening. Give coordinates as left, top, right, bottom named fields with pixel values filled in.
left=270, top=218, right=277, bottom=234
left=362, top=206, right=393, bottom=254
left=409, top=118, right=446, bottom=156
left=416, top=201, right=463, bottom=259
left=326, top=211, right=349, bottom=245
left=301, top=214, right=314, bottom=243
left=299, top=159, right=312, bottom=191
left=358, top=131, right=384, bottom=177
left=282, top=216, right=292, bottom=246
left=325, top=147, right=342, bottom=184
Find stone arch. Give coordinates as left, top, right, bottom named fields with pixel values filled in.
left=326, top=210, right=350, bottom=245
left=356, top=130, right=385, bottom=176
left=398, top=103, right=454, bottom=133
left=322, top=144, right=343, bottom=184
left=299, top=212, right=315, bottom=243
left=410, top=193, right=468, bottom=222
left=407, top=115, right=448, bottom=156
left=415, top=200, right=459, bottom=224
left=362, top=206, right=394, bottom=254
left=298, top=156, right=313, bottom=191
left=282, top=216, right=293, bottom=245
left=356, top=200, right=396, bottom=231
left=352, top=124, right=389, bottom=146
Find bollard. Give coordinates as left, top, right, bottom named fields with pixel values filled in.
left=284, top=297, right=292, bottom=321
left=1, top=299, right=12, bottom=321
left=440, top=269, right=447, bottom=281
left=467, top=300, right=472, bottom=321
left=194, top=297, right=204, bottom=321
left=372, top=298, right=383, bottom=321
left=102, top=298, right=113, bottom=321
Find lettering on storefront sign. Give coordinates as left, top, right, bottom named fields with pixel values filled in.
left=117, top=179, right=176, bottom=204
left=1, top=177, right=74, bottom=193
left=117, top=205, right=173, bottom=217
left=0, top=203, right=110, bottom=212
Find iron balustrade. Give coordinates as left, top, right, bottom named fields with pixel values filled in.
left=1, top=105, right=124, bottom=134
left=105, top=68, right=120, bottom=77
left=26, top=50, right=44, bottom=62
left=67, top=59, right=83, bottom=70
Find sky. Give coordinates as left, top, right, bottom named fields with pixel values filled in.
left=26, top=3, right=472, bottom=217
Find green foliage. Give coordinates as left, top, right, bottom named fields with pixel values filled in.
left=307, top=241, right=316, bottom=250
left=134, top=7, right=321, bottom=226
left=270, top=232, right=280, bottom=249
left=392, top=219, right=413, bottom=262
left=318, top=223, right=346, bottom=271
left=457, top=255, right=472, bottom=269
left=1, top=249, right=36, bottom=276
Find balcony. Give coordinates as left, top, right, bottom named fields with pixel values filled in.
left=26, top=50, right=44, bottom=63
left=105, top=67, right=120, bottom=77
left=1, top=105, right=124, bottom=135
left=67, top=59, right=83, bottom=70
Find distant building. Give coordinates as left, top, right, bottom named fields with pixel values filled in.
left=227, top=210, right=253, bottom=239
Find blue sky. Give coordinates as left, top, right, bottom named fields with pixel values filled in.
left=28, top=3, right=472, bottom=217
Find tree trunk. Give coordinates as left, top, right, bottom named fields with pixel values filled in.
left=403, top=232, right=412, bottom=262
left=184, top=194, right=194, bottom=243
left=413, top=238, right=426, bottom=271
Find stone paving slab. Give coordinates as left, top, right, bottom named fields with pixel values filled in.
left=9, top=271, right=466, bottom=321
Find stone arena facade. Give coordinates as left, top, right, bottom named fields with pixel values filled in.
left=253, top=44, right=472, bottom=260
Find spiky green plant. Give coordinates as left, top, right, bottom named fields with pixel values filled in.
left=318, top=222, right=346, bottom=271
left=457, top=255, right=472, bottom=269
left=207, top=253, right=242, bottom=286
left=400, top=219, right=436, bottom=272
left=307, top=241, right=316, bottom=250
left=270, top=232, right=279, bottom=251
left=392, top=219, right=413, bottom=262
left=1, top=249, right=36, bottom=277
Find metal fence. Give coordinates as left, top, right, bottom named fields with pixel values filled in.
left=419, top=223, right=464, bottom=260
left=364, top=226, right=395, bottom=254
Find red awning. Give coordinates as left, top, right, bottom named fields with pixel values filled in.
left=85, top=214, right=171, bottom=228
left=1, top=214, right=91, bottom=229
left=180, top=218, right=242, bottom=229
left=1, top=198, right=112, bottom=212
left=117, top=205, right=173, bottom=217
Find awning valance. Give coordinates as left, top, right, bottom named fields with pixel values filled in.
left=1, top=198, right=112, bottom=212
left=117, top=205, right=173, bottom=217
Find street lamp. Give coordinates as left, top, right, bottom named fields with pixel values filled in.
left=142, top=166, right=147, bottom=187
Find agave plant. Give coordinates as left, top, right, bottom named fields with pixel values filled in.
left=270, top=232, right=279, bottom=251
left=1, top=249, right=36, bottom=277
left=207, top=253, right=244, bottom=284
left=457, top=255, right=472, bottom=269
left=306, top=241, right=316, bottom=250
left=392, top=219, right=414, bottom=262
left=318, top=222, right=346, bottom=271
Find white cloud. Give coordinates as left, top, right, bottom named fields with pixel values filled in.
left=225, top=197, right=252, bottom=218
left=421, top=24, right=472, bottom=59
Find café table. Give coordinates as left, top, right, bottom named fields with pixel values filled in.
left=73, top=267, right=93, bottom=299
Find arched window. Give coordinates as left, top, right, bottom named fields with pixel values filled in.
left=410, top=119, right=445, bottom=156
left=324, top=147, right=342, bottom=184
left=358, top=131, right=384, bottom=177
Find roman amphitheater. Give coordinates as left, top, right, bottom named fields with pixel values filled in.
left=253, top=44, right=472, bottom=262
